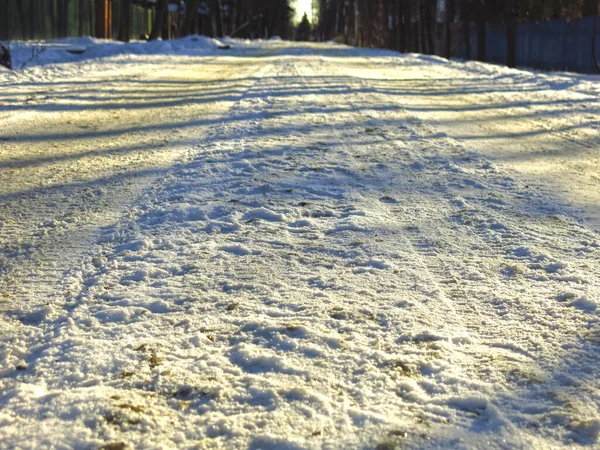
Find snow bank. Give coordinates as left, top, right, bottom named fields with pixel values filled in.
left=7, top=35, right=223, bottom=70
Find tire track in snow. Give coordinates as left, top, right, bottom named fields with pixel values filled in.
left=352, top=78, right=600, bottom=438
left=0, top=58, right=270, bottom=351
left=291, top=59, right=530, bottom=447
left=358, top=58, right=600, bottom=230
left=1, top=44, right=599, bottom=449
left=299, top=57, right=600, bottom=445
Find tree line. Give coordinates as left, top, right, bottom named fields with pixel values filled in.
left=314, top=0, right=600, bottom=67
left=0, top=0, right=295, bottom=42
left=146, top=0, right=295, bottom=40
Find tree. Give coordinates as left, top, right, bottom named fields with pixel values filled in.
left=57, top=0, right=70, bottom=39
left=354, top=0, right=360, bottom=46
left=228, top=0, right=294, bottom=40
left=590, top=0, right=600, bottom=71
left=445, top=0, right=455, bottom=58
left=296, top=12, right=312, bottom=41
left=150, top=0, right=169, bottom=40
left=119, top=0, right=131, bottom=42
left=476, top=1, right=487, bottom=61
left=461, top=0, right=472, bottom=59
left=213, top=0, right=224, bottom=37
left=14, top=0, right=28, bottom=40
left=505, top=0, right=518, bottom=68
left=183, top=0, right=199, bottom=36
left=79, top=0, right=86, bottom=37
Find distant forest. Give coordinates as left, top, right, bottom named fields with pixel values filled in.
left=0, top=1, right=296, bottom=41
left=315, top=0, right=600, bottom=67
left=0, top=0, right=599, bottom=70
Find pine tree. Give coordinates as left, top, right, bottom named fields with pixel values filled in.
left=296, top=13, right=311, bottom=41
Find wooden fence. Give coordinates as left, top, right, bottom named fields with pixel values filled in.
left=460, top=16, right=600, bottom=74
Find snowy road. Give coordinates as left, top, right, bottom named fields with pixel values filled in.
left=1, top=41, right=599, bottom=449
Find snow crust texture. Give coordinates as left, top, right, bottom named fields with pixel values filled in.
left=1, top=39, right=600, bottom=449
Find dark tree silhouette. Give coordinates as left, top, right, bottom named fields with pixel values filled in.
left=212, top=0, right=224, bottom=37
left=119, top=0, right=131, bottom=42
left=150, top=0, right=168, bottom=40
left=296, top=12, right=312, bottom=41
left=183, top=0, right=199, bottom=36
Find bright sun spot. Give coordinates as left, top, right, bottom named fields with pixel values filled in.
left=295, top=0, right=313, bottom=23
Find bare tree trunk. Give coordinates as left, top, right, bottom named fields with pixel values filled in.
left=0, top=0, right=11, bottom=41
left=463, top=1, right=471, bottom=59
left=213, top=0, right=223, bottom=37
left=426, top=0, right=435, bottom=55
left=476, top=4, right=486, bottom=61
left=150, top=0, right=168, bottom=40
left=57, top=0, right=70, bottom=39
left=343, top=2, right=349, bottom=44
left=230, top=1, right=236, bottom=35
left=398, top=0, right=406, bottom=52
left=88, top=0, right=94, bottom=37
left=354, top=0, right=360, bottom=47
left=335, top=0, right=340, bottom=37
left=506, top=0, right=517, bottom=68
left=388, top=0, right=396, bottom=50
left=78, top=0, right=85, bottom=36
left=183, top=0, right=198, bottom=36
left=15, top=0, right=27, bottom=39
left=445, top=0, right=454, bottom=58
left=119, top=0, right=131, bottom=42
left=419, top=1, right=426, bottom=53
left=593, top=7, right=600, bottom=73
left=29, top=0, right=36, bottom=39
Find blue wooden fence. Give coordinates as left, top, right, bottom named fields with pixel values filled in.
left=461, top=17, right=600, bottom=73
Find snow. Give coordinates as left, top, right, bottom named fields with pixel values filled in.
left=1, top=38, right=600, bottom=449
left=4, top=36, right=223, bottom=70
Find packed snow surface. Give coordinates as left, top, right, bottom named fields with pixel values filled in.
left=1, top=38, right=600, bottom=449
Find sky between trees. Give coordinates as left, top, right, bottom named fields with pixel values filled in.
left=294, top=0, right=313, bottom=22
